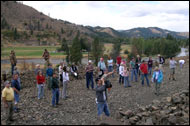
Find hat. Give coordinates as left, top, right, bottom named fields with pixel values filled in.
left=4, top=80, right=10, bottom=86
left=88, top=60, right=92, bottom=63
left=36, top=64, right=40, bottom=67
left=137, top=55, right=140, bottom=57
left=158, top=54, right=160, bottom=57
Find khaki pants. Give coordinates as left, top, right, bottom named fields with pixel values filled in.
left=5, top=101, right=13, bottom=122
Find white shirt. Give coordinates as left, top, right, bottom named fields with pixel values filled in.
left=179, top=60, right=185, bottom=64
left=107, top=59, right=113, bottom=66
left=155, top=71, right=159, bottom=80
left=119, top=66, right=124, bottom=76
left=59, top=65, right=63, bottom=75
left=169, top=60, right=177, bottom=69
left=62, top=72, right=69, bottom=82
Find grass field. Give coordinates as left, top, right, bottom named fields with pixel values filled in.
left=1, top=44, right=131, bottom=59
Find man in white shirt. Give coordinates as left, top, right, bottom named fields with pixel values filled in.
left=179, top=59, right=185, bottom=69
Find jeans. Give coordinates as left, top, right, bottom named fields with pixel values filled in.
left=131, top=69, right=137, bottom=82
left=117, top=64, right=120, bottom=74
left=52, top=88, right=59, bottom=106
left=11, top=64, right=15, bottom=75
left=141, top=74, right=150, bottom=86
left=119, top=75, right=124, bottom=84
left=108, top=66, right=114, bottom=78
left=148, top=67, right=152, bottom=76
left=62, top=81, right=68, bottom=98
left=37, top=84, right=44, bottom=99
left=86, top=72, right=94, bottom=89
left=97, top=102, right=110, bottom=117
left=180, top=63, right=183, bottom=69
left=124, top=76, right=131, bottom=87
left=14, top=92, right=19, bottom=111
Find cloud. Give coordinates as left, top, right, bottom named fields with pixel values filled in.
left=21, top=1, right=189, bottom=32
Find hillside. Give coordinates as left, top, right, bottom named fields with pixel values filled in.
left=1, top=1, right=189, bottom=46
left=119, top=27, right=189, bottom=39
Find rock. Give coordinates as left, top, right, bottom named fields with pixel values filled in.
left=166, top=97, right=172, bottom=103
left=141, top=112, right=150, bottom=117
left=172, top=96, right=182, bottom=104
left=119, top=108, right=122, bottom=111
left=124, top=110, right=134, bottom=118
left=144, top=118, right=153, bottom=125
left=115, top=111, right=123, bottom=119
left=168, top=114, right=176, bottom=124
left=129, top=116, right=139, bottom=125
left=151, top=105, right=159, bottom=111
left=119, top=111, right=126, bottom=116
left=139, top=106, right=146, bottom=112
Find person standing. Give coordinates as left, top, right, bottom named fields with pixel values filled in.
left=169, top=57, right=177, bottom=81
left=13, top=67, right=21, bottom=89
left=85, top=60, right=94, bottom=89
left=130, top=57, right=137, bottom=82
left=148, top=56, right=153, bottom=76
left=51, top=73, right=60, bottom=107
left=2, top=81, right=15, bottom=124
left=11, top=73, right=20, bottom=113
left=42, top=49, right=50, bottom=69
left=10, top=50, right=17, bottom=75
left=116, top=55, right=122, bottom=74
left=58, top=62, right=63, bottom=86
left=95, top=78, right=111, bottom=120
left=152, top=67, right=163, bottom=96
left=135, top=55, right=141, bottom=77
left=157, top=54, right=165, bottom=72
left=107, top=56, right=114, bottom=78
left=70, top=62, right=79, bottom=79
left=36, top=71, right=45, bottom=100
left=46, top=64, right=53, bottom=90
left=98, top=58, right=106, bottom=76
left=119, top=62, right=124, bottom=84
left=179, top=59, right=185, bottom=69
left=123, top=64, right=131, bottom=88
left=62, top=66, right=69, bottom=99
left=140, top=60, right=150, bottom=87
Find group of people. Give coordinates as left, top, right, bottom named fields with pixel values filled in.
left=2, top=49, right=186, bottom=124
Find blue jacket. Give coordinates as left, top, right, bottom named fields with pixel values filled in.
left=152, top=70, right=163, bottom=84
left=46, top=68, right=53, bottom=77
left=98, top=61, right=106, bottom=70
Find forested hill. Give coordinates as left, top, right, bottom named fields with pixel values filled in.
left=1, top=1, right=189, bottom=46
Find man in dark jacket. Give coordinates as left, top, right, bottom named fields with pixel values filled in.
left=95, top=77, right=112, bottom=120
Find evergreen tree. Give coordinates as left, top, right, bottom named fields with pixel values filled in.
left=70, top=33, right=82, bottom=64
left=91, top=37, right=103, bottom=66
left=110, top=38, right=121, bottom=62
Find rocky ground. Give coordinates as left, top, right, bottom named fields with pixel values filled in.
left=1, top=57, right=189, bottom=125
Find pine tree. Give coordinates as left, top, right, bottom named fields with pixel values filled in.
left=91, top=37, right=103, bottom=66
left=110, top=38, right=121, bottom=62
left=70, top=33, right=82, bottom=64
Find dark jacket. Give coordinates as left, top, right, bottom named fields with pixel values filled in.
left=96, top=82, right=111, bottom=103
left=51, top=77, right=59, bottom=89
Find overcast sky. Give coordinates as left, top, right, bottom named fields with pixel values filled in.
left=21, top=1, right=189, bottom=32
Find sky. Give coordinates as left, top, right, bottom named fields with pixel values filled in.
left=21, top=1, right=189, bottom=32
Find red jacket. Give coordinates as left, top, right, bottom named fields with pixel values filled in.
left=36, top=75, right=45, bottom=84
left=140, top=63, right=148, bottom=74
left=117, top=56, right=122, bottom=65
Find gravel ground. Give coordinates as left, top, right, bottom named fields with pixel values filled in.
left=1, top=58, right=189, bottom=125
